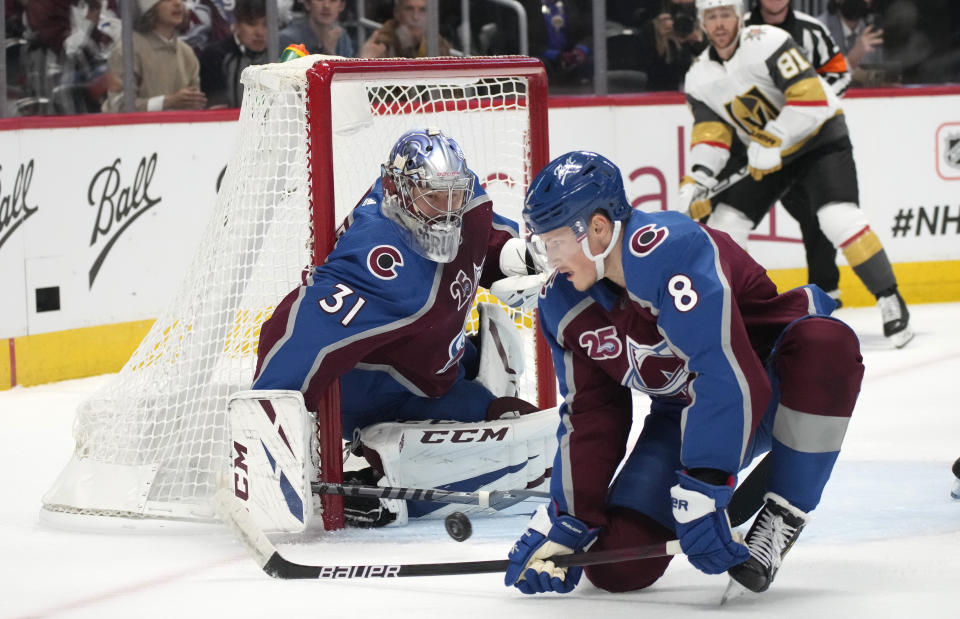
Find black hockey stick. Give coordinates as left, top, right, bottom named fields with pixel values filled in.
left=708, top=165, right=751, bottom=197
left=215, top=489, right=681, bottom=580
left=311, top=481, right=550, bottom=511
left=729, top=453, right=771, bottom=527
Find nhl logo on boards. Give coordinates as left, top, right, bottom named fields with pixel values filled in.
left=944, top=133, right=960, bottom=169
left=935, top=123, right=960, bottom=180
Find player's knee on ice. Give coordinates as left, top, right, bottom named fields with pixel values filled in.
left=584, top=507, right=675, bottom=593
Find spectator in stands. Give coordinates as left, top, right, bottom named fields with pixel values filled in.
left=880, top=0, right=933, bottom=84
left=200, top=0, right=267, bottom=108
left=633, top=0, right=706, bottom=91
left=817, top=0, right=887, bottom=85
left=522, top=0, right=592, bottom=92
left=279, top=0, right=353, bottom=56
left=359, top=0, right=449, bottom=59
left=102, top=0, right=207, bottom=112
left=608, top=0, right=662, bottom=30
left=178, top=0, right=232, bottom=58
left=6, top=0, right=25, bottom=38
left=20, top=0, right=116, bottom=114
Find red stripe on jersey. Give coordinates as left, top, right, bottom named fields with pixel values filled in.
left=786, top=100, right=829, bottom=107
left=692, top=140, right=731, bottom=150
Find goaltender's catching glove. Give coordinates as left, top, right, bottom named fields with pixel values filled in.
left=678, top=171, right=717, bottom=220
left=671, top=469, right=749, bottom=575
left=505, top=502, right=599, bottom=594
left=747, top=121, right=786, bottom=180
left=490, top=237, right=549, bottom=310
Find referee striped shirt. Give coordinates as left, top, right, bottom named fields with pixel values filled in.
left=745, top=7, right=851, bottom=97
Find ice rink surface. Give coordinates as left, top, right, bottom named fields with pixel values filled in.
left=3, top=302, right=959, bottom=618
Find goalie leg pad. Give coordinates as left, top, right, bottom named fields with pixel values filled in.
left=358, top=407, right=560, bottom=519
left=474, top=302, right=525, bottom=398
left=227, top=390, right=316, bottom=533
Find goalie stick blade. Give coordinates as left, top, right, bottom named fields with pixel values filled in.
left=219, top=487, right=682, bottom=580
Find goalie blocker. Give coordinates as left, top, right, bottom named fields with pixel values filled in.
left=227, top=390, right=559, bottom=532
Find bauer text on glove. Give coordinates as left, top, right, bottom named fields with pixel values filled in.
left=504, top=503, right=599, bottom=594
left=671, top=469, right=749, bottom=575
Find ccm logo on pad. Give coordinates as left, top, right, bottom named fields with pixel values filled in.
left=420, top=427, right=509, bottom=443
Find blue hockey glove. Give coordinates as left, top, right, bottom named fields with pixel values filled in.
left=670, top=470, right=749, bottom=575
left=504, top=502, right=599, bottom=594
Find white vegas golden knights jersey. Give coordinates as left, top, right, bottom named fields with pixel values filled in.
left=684, top=24, right=844, bottom=168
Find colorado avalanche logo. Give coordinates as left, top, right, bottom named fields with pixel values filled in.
left=450, top=262, right=483, bottom=310
left=623, top=337, right=689, bottom=396
left=629, top=223, right=669, bottom=258
left=367, top=245, right=404, bottom=280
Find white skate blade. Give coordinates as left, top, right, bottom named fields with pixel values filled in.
left=888, top=327, right=914, bottom=349
left=720, top=577, right=749, bottom=605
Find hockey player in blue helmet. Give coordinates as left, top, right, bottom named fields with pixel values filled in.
left=506, top=150, right=862, bottom=596
left=523, top=150, right=632, bottom=287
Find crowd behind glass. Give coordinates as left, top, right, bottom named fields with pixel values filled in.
left=2, top=0, right=958, bottom=117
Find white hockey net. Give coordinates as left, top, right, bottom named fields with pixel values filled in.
left=42, top=56, right=551, bottom=526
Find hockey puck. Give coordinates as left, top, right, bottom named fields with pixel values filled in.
left=952, top=457, right=960, bottom=479
left=444, top=511, right=472, bottom=542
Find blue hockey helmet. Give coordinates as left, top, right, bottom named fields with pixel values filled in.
left=522, top=151, right=632, bottom=237
left=381, top=128, right=475, bottom=263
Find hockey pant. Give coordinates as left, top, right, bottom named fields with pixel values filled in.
left=583, top=315, right=863, bottom=592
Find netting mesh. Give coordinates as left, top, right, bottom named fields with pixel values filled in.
left=42, top=57, right=542, bottom=522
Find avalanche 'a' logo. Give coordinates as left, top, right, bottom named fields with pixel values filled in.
left=450, top=262, right=483, bottom=310
left=623, top=337, right=689, bottom=396
left=579, top=326, right=622, bottom=360
left=367, top=245, right=404, bottom=280
left=629, top=223, right=669, bottom=258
